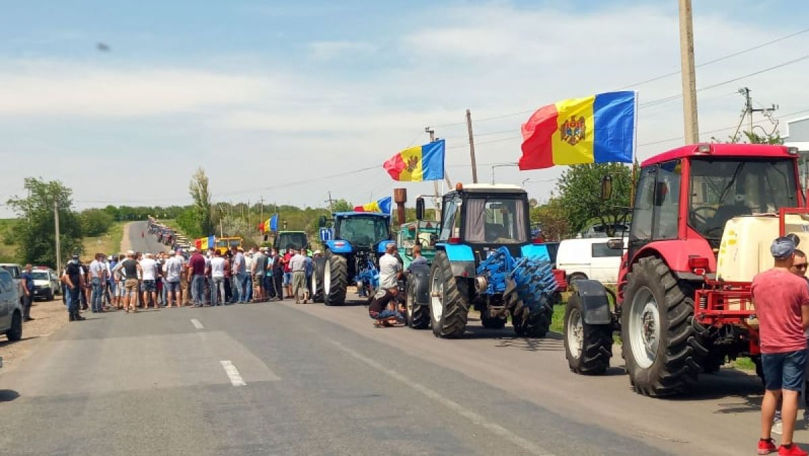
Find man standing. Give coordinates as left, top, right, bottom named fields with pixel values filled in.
left=120, top=251, right=142, bottom=313
left=20, top=264, right=34, bottom=321
left=139, top=253, right=159, bottom=310
left=62, top=254, right=86, bottom=321
left=379, top=243, right=402, bottom=293
left=244, top=249, right=254, bottom=303
left=88, top=254, right=106, bottom=313
left=209, top=250, right=226, bottom=306
left=282, top=249, right=294, bottom=299
left=290, top=248, right=307, bottom=304
left=187, top=248, right=207, bottom=307
left=303, top=249, right=313, bottom=303
left=752, top=236, right=809, bottom=456
left=252, top=247, right=268, bottom=302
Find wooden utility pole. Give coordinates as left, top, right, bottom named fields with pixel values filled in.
left=259, top=196, right=264, bottom=226
left=679, top=0, right=699, bottom=144
left=466, top=109, right=479, bottom=183
left=326, top=191, right=334, bottom=213
left=53, top=200, right=61, bottom=273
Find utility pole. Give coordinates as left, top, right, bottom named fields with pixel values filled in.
left=326, top=191, right=334, bottom=212
left=734, top=87, right=778, bottom=142
left=466, top=109, right=479, bottom=183
left=53, top=200, right=61, bottom=273
left=259, top=196, right=264, bottom=225
left=678, top=0, right=699, bottom=143
left=425, top=127, right=441, bottom=201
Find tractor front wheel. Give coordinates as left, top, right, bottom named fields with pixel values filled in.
left=564, top=292, right=612, bottom=375
left=621, top=256, right=698, bottom=396
left=311, top=256, right=326, bottom=303
left=406, top=278, right=430, bottom=329
left=429, top=251, right=468, bottom=338
left=323, top=253, right=348, bottom=306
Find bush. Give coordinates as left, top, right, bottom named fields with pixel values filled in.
left=80, top=209, right=114, bottom=237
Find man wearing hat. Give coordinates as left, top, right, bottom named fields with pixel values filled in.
left=61, top=254, right=86, bottom=321
left=752, top=234, right=809, bottom=456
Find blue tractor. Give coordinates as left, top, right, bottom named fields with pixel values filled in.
left=415, top=184, right=559, bottom=338
left=316, top=212, right=393, bottom=306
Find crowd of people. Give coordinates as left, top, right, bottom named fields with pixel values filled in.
left=59, top=245, right=323, bottom=321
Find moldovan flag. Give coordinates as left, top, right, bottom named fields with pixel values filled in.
left=383, top=139, right=445, bottom=181
left=354, top=196, right=392, bottom=214
left=270, top=214, right=278, bottom=232
left=518, top=91, right=636, bottom=170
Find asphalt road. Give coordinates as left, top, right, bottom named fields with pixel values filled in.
left=124, top=220, right=169, bottom=254
left=0, top=225, right=805, bottom=455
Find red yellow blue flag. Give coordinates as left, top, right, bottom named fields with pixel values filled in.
left=519, top=91, right=636, bottom=170
left=383, top=139, right=445, bottom=181
left=354, top=196, right=392, bottom=214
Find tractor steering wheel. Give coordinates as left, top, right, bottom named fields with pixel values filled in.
left=689, top=206, right=717, bottom=227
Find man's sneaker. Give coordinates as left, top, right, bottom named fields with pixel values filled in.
left=779, top=443, right=809, bottom=456
left=760, top=438, right=778, bottom=455
left=773, top=418, right=783, bottom=435
left=759, top=438, right=777, bottom=455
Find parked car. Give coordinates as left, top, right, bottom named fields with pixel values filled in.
left=0, top=269, right=23, bottom=342
left=556, top=238, right=624, bottom=284
left=0, top=263, right=25, bottom=303
left=31, top=267, right=60, bottom=301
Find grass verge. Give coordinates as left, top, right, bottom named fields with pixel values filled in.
left=81, top=221, right=126, bottom=260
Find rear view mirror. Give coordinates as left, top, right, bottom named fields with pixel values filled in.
left=600, top=175, right=613, bottom=201
left=606, top=238, right=623, bottom=250
left=318, top=215, right=327, bottom=228
left=415, top=197, right=425, bottom=221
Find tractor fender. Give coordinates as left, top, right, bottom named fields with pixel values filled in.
left=325, top=239, right=352, bottom=254
left=437, top=243, right=476, bottom=278
left=571, top=280, right=613, bottom=325
left=408, top=263, right=431, bottom=306
left=520, top=244, right=551, bottom=262
left=377, top=240, right=395, bottom=255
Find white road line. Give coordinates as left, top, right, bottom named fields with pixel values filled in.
left=220, top=360, right=247, bottom=387
left=327, top=339, right=554, bottom=456
left=190, top=318, right=204, bottom=330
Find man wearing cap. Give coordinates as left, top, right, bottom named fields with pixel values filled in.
left=61, top=254, right=86, bottom=321
left=752, top=235, right=809, bottom=456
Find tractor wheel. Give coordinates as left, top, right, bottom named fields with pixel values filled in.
left=752, top=355, right=765, bottom=386
left=480, top=305, right=506, bottom=329
left=521, top=305, right=553, bottom=338
left=568, top=273, right=587, bottom=285
left=311, top=256, right=326, bottom=303
left=564, top=292, right=612, bottom=375
left=701, top=352, right=725, bottom=374
left=406, top=279, right=429, bottom=329
left=621, top=256, right=698, bottom=396
left=429, top=251, right=468, bottom=338
left=6, top=310, right=22, bottom=341
left=323, top=254, right=347, bottom=306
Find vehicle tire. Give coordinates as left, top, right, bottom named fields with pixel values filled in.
left=323, top=253, right=347, bottom=306
left=568, top=273, right=587, bottom=285
left=46, top=289, right=54, bottom=301
left=621, top=256, right=698, bottom=396
left=480, top=305, right=506, bottom=329
left=564, top=292, right=612, bottom=375
left=752, top=355, right=765, bottom=386
left=429, top=251, right=468, bottom=338
left=406, top=279, right=429, bottom=329
left=701, top=352, right=725, bottom=374
left=6, top=310, right=22, bottom=341
left=521, top=305, right=553, bottom=338
left=312, top=256, right=326, bottom=303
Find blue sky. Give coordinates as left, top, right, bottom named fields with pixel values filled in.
left=1, top=0, right=808, bottom=216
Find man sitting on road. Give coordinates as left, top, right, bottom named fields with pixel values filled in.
left=368, top=286, right=405, bottom=327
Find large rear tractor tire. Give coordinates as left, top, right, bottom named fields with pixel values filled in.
left=621, top=257, right=698, bottom=396
left=323, top=254, right=348, bottom=306
left=406, top=279, right=430, bottom=329
left=429, top=251, right=468, bottom=338
left=311, top=256, right=326, bottom=303
left=564, top=293, right=613, bottom=375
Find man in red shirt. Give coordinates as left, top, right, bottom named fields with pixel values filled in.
left=282, top=249, right=294, bottom=299
left=187, top=248, right=207, bottom=307
left=752, top=235, right=809, bottom=456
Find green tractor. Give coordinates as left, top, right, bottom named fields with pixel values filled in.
left=396, top=220, right=439, bottom=269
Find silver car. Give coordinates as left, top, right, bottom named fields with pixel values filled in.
left=0, top=269, right=23, bottom=342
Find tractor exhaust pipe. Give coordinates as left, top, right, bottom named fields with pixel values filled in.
left=394, top=188, right=407, bottom=225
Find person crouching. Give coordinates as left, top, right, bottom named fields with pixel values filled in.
left=368, top=286, right=405, bottom=327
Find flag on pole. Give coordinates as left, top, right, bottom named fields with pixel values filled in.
left=518, top=91, right=636, bottom=170
left=270, top=214, right=279, bottom=232
left=354, top=196, right=392, bottom=214
left=383, top=139, right=445, bottom=181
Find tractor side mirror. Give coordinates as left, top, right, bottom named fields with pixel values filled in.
left=415, top=197, right=425, bottom=221
left=600, top=175, right=613, bottom=201
left=318, top=215, right=327, bottom=228
left=606, top=238, right=623, bottom=250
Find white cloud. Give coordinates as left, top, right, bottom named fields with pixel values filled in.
left=308, top=40, right=378, bottom=60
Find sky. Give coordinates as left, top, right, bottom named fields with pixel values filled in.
left=1, top=0, right=808, bottom=217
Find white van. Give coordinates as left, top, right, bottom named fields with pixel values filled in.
left=556, top=238, right=624, bottom=284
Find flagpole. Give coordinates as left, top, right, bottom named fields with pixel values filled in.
left=630, top=90, right=640, bottom=207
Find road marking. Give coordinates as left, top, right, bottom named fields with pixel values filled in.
left=190, top=318, right=204, bottom=330
left=220, top=360, right=247, bottom=386
left=328, top=339, right=554, bottom=456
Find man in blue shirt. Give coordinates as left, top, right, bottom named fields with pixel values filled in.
left=21, top=264, right=34, bottom=321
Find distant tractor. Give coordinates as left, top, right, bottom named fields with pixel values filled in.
left=273, top=231, right=309, bottom=253
left=214, top=237, right=243, bottom=255
left=315, top=212, right=393, bottom=306
left=563, top=143, right=806, bottom=396
left=397, top=220, right=439, bottom=269
left=417, top=184, right=558, bottom=338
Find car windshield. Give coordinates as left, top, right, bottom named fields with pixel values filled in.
left=32, top=271, right=50, bottom=280
left=689, top=158, right=797, bottom=240
left=337, top=216, right=389, bottom=247
left=463, top=197, right=528, bottom=244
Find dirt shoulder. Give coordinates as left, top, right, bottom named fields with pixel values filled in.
left=0, top=299, right=69, bottom=372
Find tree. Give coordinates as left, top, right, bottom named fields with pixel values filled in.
left=556, top=163, right=633, bottom=235
left=331, top=199, right=353, bottom=213
left=6, top=178, right=83, bottom=268
left=80, top=208, right=114, bottom=237
left=531, top=196, right=569, bottom=241
left=189, top=168, right=214, bottom=236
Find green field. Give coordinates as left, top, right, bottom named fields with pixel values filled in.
left=81, top=221, right=126, bottom=260
left=0, top=219, right=19, bottom=263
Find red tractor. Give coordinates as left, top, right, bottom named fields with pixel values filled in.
left=563, top=143, right=806, bottom=396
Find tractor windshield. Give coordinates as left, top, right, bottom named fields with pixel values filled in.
left=464, top=196, right=528, bottom=244
left=336, top=216, right=390, bottom=247
left=689, top=157, right=797, bottom=240
left=277, top=233, right=308, bottom=251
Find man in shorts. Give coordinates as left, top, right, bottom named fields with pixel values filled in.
left=164, top=250, right=184, bottom=307
left=139, top=253, right=159, bottom=310
left=752, top=235, right=809, bottom=456
left=290, top=248, right=307, bottom=303
left=120, top=251, right=142, bottom=313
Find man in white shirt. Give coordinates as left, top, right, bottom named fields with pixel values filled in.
left=89, top=253, right=106, bottom=313
left=290, top=249, right=307, bottom=304
left=209, top=250, right=226, bottom=306
left=139, top=253, right=159, bottom=310
left=163, top=250, right=184, bottom=307
left=378, top=243, right=402, bottom=291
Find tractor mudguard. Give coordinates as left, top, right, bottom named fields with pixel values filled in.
left=438, top=243, right=476, bottom=278
left=572, top=280, right=612, bottom=325
left=408, top=263, right=431, bottom=306
left=520, top=244, right=551, bottom=262
left=325, top=239, right=352, bottom=254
